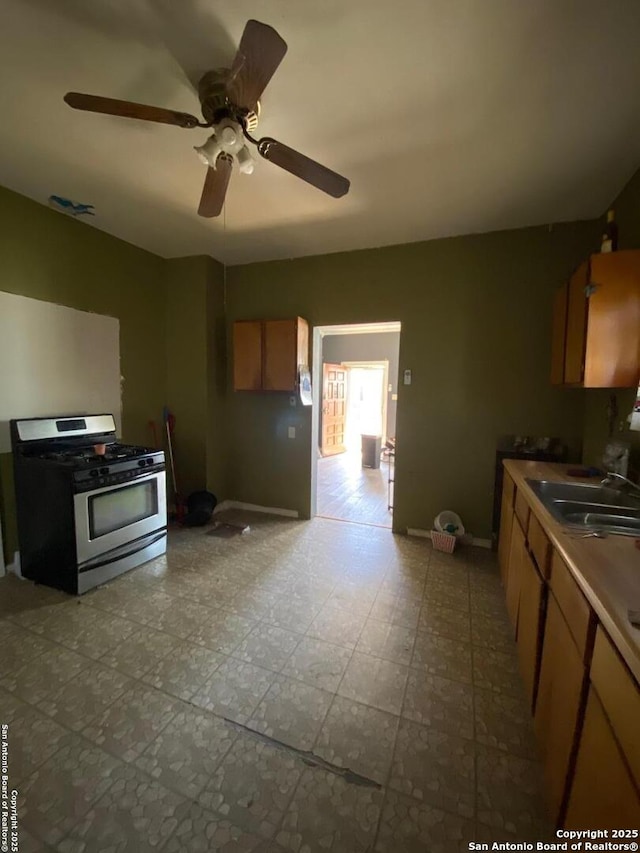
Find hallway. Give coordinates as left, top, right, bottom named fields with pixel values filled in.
left=317, top=448, right=392, bottom=527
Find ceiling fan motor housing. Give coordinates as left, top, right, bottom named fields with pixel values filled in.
left=198, top=68, right=259, bottom=131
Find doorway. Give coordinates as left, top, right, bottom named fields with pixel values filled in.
left=311, top=323, right=401, bottom=528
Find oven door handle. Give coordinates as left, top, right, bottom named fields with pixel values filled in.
left=75, top=469, right=164, bottom=497
left=78, top=528, right=167, bottom=574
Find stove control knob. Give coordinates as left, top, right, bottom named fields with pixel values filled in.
left=100, top=468, right=109, bottom=475
left=90, top=469, right=99, bottom=477
left=146, top=458, right=154, bottom=466
left=138, top=459, right=147, bottom=467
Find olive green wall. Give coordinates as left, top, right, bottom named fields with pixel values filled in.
left=164, top=254, right=227, bottom=501
left=582, top=167, right=640, bottom=470
left=225, top=221, right=599, bottom=537
left=0, top=185, right=166, bottom=563
left=205, top=259, right=228, bottom=501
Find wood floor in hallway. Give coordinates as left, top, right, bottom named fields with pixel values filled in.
left=317, top=447, right=392, bottom=527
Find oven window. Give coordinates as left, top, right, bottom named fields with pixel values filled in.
left=89, top=480, right=158, bottom=538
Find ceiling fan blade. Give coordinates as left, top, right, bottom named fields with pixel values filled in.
left=227, top=20, right=287, bottom=112
left=257, top=138, right=350, bottom=198
left=64, top=92, right=202, bottom=129
left=198, top=154, right=232, bottom=217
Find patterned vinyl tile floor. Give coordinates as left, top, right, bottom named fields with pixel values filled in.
left=0, top=512, right=550, bottom=852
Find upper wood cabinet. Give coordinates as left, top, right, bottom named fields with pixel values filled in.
left=551, top=251, right=640, bottom=388
left=233, top=317, right=309, bottom=392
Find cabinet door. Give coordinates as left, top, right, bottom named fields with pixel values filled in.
left=590, top=626, right=640, bottom=789
left=565, top=687, right=640, bottom=829
left=498, top=490, right=514, bottom=588
left=516, top=547, right=545, bottom=710
left=527, top=513, right=551, bottom=579
left=550, top=283, right=568, bottom=385
left=564, top=262, right=588, bottom=385
left=584, top=252, right=640, bottom=388
left=534, top=593, right=587, bottom=824
left=505, top=516, right=526, bottom=632
left=233, top=321, right=263, bottom=391
left=264, top=320, right=297, bottom=391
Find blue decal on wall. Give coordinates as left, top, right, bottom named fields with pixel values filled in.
left=48, top=196, right=95, bottom=216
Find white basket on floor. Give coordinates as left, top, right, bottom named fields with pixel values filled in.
left=431, top=530, right=457, bottom=554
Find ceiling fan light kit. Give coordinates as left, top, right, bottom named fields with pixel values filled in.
left=63, top=20, right=350, bottom=217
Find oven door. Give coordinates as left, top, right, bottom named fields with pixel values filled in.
left=73, top=470, right=167, bottom=569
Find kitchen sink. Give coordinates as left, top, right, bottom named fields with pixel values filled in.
left=525, top=479, right=640, bottom=508
left=525, top=479, right=640, bottom=536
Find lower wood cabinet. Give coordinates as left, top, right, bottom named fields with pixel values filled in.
left=534, top=593, right=587, bottom=824
left=516, top=547, right=545, bottom=710
left=505, top=516, right=526, bottom=631
left=498, top=477, right=515, bottom=587
left=564, top=686, right=640, bottom=828
left=499, top=465, right=640, bottom=831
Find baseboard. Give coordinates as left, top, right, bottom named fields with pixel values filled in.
left=407, top=528, right=491, bottom=549
left=214, top=500, right=299, bottom=519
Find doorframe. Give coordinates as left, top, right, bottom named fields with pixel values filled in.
left=340, top=360, right=389, bottom=446
left=310, top=321, right=401, bottom=519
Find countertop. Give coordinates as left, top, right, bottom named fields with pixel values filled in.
left=504, top=459, right=640, bottom=684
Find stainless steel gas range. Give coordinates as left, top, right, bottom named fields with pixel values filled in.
left=11, top=414, right=167, bottom=594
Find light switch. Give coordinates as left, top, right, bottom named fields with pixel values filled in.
left=392, top=394, right=398, bottom=401
left=288, top=426, right=296, bottom=439
left=403, top=369, right=412, bottom=385
left=289, top=396, right=296, bottom=407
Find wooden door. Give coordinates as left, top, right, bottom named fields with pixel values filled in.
left=534, top=593, right=587, bottom=823
left=264, top=319, right=297, bottom=391
left=233, top=321, right=263, bottom=390
left=550, top=282, right=568, bottom=385
left=321, top=363, right=347, bottom=456
left=564, top=262, right=588, bottom=385
left=565, top=687, right=640, bottom=829
left=516, top=546, right=545, bottom=710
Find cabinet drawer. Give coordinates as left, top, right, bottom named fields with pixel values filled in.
left=514, top=489, right=530, bottom=533
left=549, top=551, right=595, bottom=663
left=590, top=626, right=640, bottom=789
left=527, top=513, right=551, bottom=578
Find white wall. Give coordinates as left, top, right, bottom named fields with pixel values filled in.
left=0, top=291, right=121, bottom=453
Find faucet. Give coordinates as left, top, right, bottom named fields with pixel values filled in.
left=600, top=471, right=640, bottom=497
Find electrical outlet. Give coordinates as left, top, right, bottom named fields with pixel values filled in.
left=288, top=426, right=296, bottom=439
left=289, top=396, right=296, bottom=407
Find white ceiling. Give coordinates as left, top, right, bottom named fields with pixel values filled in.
left=1, top=0, right=639, bottom=266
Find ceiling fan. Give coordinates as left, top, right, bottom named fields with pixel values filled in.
left=63, top=19, right=350, bottom=218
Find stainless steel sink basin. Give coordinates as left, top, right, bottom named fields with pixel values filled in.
left=525, top=479, right=640, bottom=537
left=526, top=479, right=640, bottom=508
